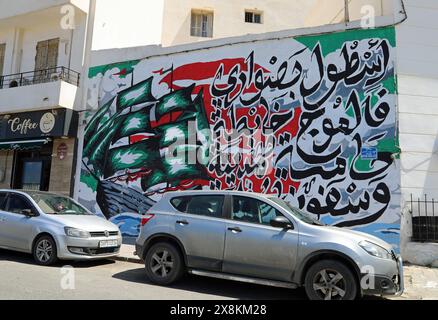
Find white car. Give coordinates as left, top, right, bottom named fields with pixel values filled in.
left=0, top=190, right=122, bottom=265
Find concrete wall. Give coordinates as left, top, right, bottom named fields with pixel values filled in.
left=49, top=137, right=76, bottom=195
left=160, top=0, right=318, bottom=46
left=77, top=26, right=401, bottom=250
left=0, top=10, right=87, bottom=75
left=91, top=0, right=165, bottom=50
left=0, top=0, right=89, bottom=20
left=0, top=80, right=78, bottom=113
left=395, top=0, right=438, bottom=264
left=397, top=0, right=438, bottom=201
left=304, top=0, right=395, bottom=26
left=0, top=151, right=14, bottom=189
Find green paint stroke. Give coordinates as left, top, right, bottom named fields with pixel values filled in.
left=81, top=172, right=98, bottom=192
left=88, top=59, right=140, bottom=79
left=377, top=138, right=401, bottom=159
left=296, top=26, right=396, bottom=57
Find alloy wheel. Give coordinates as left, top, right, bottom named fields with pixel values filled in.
left=36, top=239, right=53, bottom=263
left=150, top=249, right=174, bottom=278
left=312, top=268, right=347, bottom=300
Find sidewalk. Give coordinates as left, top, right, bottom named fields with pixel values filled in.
left=114, top=244, right=141, bottom=263
left=114, top=244, right=438, bottom=300
left=389, top=264, right=438, bottom=300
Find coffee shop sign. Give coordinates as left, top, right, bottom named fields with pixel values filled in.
left=7, top=112, right=56, bottom=135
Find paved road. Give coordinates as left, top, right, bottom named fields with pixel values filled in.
left=0, top=249, right=308, bottom=300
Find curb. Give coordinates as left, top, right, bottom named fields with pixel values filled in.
left=111, top=255, right=143, bottom=264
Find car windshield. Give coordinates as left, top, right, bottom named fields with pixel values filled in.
left=27, top=193, right=91, bottom=215
left=268, top=197, right=325, bottom=226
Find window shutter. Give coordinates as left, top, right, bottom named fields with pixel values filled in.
left=254, top=14, right=261, bottom=24
left=35, top=40, right=48, bottom=72
left=206, top=13, right=213, bottom=37
left=191, top=12, right=202, bottom=37
left=34, top=38, right=59, bottom=83
left=191, top=12, right=213, bottom=38
left=47, top=38, right=59, bottom=70
left=0, top=44, right=5, bottom=76
left=35, top=38, right=59, bottom=71
left=245, top=12, right=253, bottom=23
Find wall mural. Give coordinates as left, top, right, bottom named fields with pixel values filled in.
left=79, top=27, right=401, bottom=249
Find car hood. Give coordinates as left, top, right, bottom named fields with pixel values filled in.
left=46, top=214, right=119, bottom=232
left=322, top=226, right=394, bottom=252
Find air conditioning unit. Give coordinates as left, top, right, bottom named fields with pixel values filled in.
left=9, top=79, right=19, bottom=88
left=50, top=73, right=60, bottom=81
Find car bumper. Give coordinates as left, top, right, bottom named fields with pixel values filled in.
left=56, top=235, right=122, bottom=260
left=135, top=242, right=143, bottom=260
left=362, top=255, right=404, bottom=296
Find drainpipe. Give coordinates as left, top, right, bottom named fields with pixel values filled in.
left=344, top=0, right=350, bottom=23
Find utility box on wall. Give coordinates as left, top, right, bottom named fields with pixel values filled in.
left=77, top=26, right=401, bottom=249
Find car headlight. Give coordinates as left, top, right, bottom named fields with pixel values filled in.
left=65, top=227, right=91, bottom=238
left=359, top=240, right=392, bottom=259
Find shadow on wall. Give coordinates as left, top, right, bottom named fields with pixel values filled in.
left=165, top=10, right=194, bottom=47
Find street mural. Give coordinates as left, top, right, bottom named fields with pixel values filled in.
left=79, top=27, right=401, bottom=248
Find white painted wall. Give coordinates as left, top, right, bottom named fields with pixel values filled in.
left=397, top=0, right=438, bottom=201
left=304, top=0, right=395, bottom=26
left=0, top=0, right=89, bottom=20
left=395, top=0, right=438, bottom=263
left=0, top=80, right=78, bottom=113
left=161, top=0, right=318, bottom=47
left=0, top=7, right=88, bottom=74
left=0, top=4, right=88, bottom=112
left=91, top=0, right=165, bottom=50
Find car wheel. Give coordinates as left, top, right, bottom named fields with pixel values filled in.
left=33, top=235, right=58, bottom=266
left=144, top=242, right=184, bottom=285
left=304, top=260, right=357, bottom=300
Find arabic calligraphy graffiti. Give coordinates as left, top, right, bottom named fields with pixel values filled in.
left=78, top=27, right=400, bottom=248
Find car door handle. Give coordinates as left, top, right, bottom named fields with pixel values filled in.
left=176, top=220, right=189, bottom=226
left=228, top=227, right=242, bottom=233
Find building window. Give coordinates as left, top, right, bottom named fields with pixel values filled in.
left=35, top=38, right=59, bottom=71
left=245, top=11, right=262, bottom=24
left=34, top=38, right=59, bottom=83
left=191, top=10, right=214, bottom=38
left=0, top=43, right=5, bottom=76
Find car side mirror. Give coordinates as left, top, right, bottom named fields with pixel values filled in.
left=22, top=209, right=37, bottom=218
left=270, top=216, right=293, bottom=229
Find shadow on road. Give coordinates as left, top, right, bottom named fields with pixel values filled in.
left=112, top=267, right=387, bottom=301
left=113, top=266, right=307, bottom=300
left=0, top=248, right=116, bottom=269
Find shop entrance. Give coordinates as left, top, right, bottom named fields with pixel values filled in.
left=12, top=145, right=52, bottom=191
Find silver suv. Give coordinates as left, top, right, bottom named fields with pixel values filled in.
left=135, top=191, right=403, bottom=300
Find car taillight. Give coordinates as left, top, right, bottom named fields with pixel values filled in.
left=140, top=214, right=155, bottom=226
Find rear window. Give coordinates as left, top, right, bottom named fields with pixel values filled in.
left=170, top=195, right=224, bottom=218
left=0, top=193, right=6, bottom=210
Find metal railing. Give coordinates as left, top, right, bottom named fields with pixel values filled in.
left=410, top=194, right=438, bottom=243
left=0, top=66, right=80, bottom=89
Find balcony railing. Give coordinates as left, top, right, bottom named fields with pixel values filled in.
left=0, top=66, right=80, bottom=89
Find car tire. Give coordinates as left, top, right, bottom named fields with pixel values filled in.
left=33, top=235, right=58, bottom=266
left=304, top=260, right=357, bottom=300
left=144, top=242, right=185, bottom=286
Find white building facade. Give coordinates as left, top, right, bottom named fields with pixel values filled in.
left=0, top=0, right=89, bottom=195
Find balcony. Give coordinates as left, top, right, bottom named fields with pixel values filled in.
left=0, top=66, right=81, bottom=114
left=0, top=66, right=80, bottom=89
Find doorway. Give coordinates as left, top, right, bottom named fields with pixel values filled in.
left=12, top=145, right=52, bottom=191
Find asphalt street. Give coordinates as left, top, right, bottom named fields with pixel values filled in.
left=0, top=248, right=308, bottom=300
